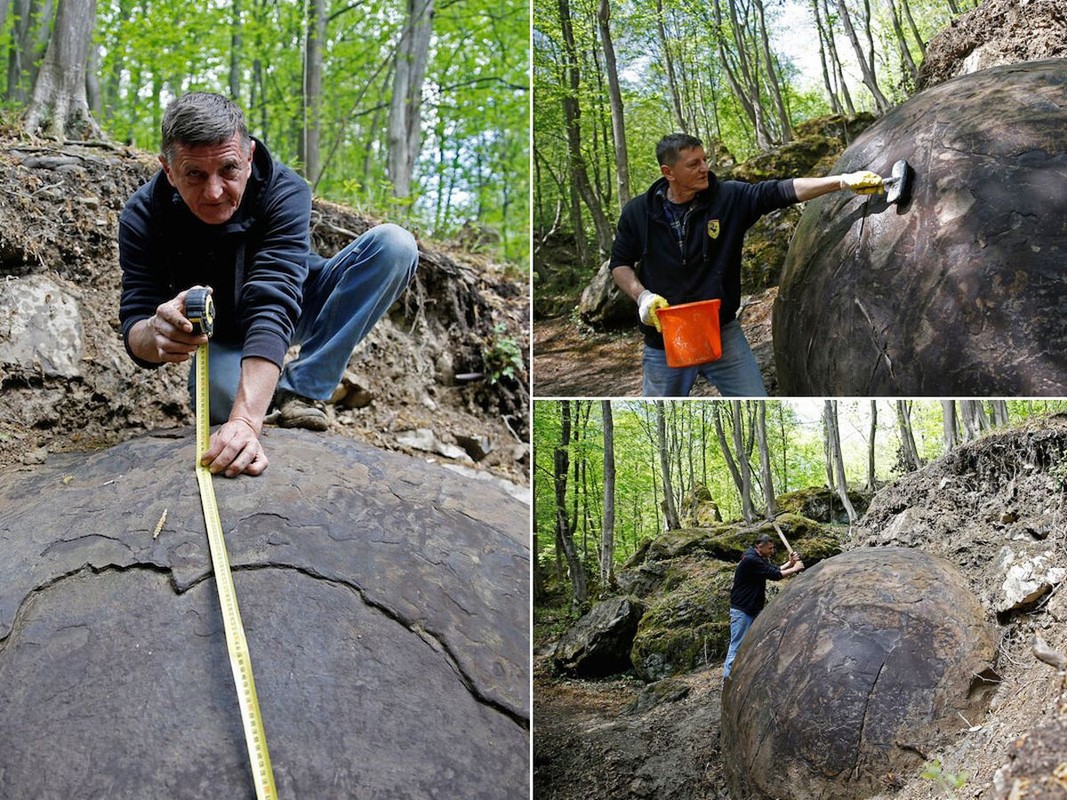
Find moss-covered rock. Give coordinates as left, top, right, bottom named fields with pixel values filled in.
left=631, top=562, right=735, bottom=681
left=678, top=483, right=723, bottom=527
left=777, top=486, right=871, bottom=524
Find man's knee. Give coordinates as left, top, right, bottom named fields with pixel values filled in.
left=366, top=223, right=418, bottom=279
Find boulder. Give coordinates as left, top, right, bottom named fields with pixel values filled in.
left=677, top=483, right=723, bottom=526
left=916, top=0, right=1067, bottom=91
left=776, top=486, right=870, bottom=524
left=553, top=595, right=644, bottom=678
left=0, top=429, right=529, bottom=798
left=578, top=260, right=632, bottom=329
left=773, top=59, right=1067, bottom=395
left=0, top=274, right=83, bottom=378
left=722, top=547, right=998, bottom=800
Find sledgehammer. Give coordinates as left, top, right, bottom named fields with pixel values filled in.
left=770, top=519, right=796, bottom=557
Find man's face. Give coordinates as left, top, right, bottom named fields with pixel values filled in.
left=160, top=133, right=254, bottom=225
left=756, top=541, right=776, bottom=558
left=661, top=146, right=709, bottom=196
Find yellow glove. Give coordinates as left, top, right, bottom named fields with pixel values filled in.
left=638, top=290, right=669, bottom=332
left=839, top=171, right=885, bottom=195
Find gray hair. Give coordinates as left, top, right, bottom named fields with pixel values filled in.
left=755, top=533, right=776, bottom=546
left=656, top=132, right=704, bottom=167
left=161, top=92, right=251, bottom=162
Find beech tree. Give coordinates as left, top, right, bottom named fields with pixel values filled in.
left=388, top=0, right=434, bottom=199
left=601, top=400, right=617, bottom=588
left=23, top=0, right=101, bottom=139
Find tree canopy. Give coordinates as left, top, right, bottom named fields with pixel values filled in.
left=1, top=0, right=529, bottom=265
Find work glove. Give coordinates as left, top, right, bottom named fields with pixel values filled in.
left=637, top=290, right=669, bottom=332
left=839, top=170, right=885, bottom=195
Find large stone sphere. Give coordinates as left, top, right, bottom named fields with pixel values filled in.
left=0, top=429, right=529, bottom=799
left=774, top=59, right=1067, bottom=395
left=721, top=547, right=997, bottom=800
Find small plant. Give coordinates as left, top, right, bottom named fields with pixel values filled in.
left=1050, top=456, right=1067, bottom=488
left=483, top=323, right=524, bottom=385
left=920, top=760, right=969, bottom=797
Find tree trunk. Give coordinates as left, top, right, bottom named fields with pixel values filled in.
left=555, top=401, right=587, bottom=610
left=754, top=0, right=791, bottom=142
left=301, top=0, right=326, bottom=185
left=835, top=0, right=892, bottom=112
left=714, top=403, right=749, bottom=522
left=824, top=400, right=858, bottom=524
left=866, top=399, right=877, bottom=491
left=657, top=401, right=680, bottom=531
left=558, top=0, right=614, bottom=256
left=597, top=0, right=631, bottom=207
left=895, top=399, right=922, bottom=471
left=229, top=0, right=243, bottom=101
left=822, top=0, right=856, bottom=114
left=991, top=400, right=1009, bottom=427
left=811, top=0, right=841, bottom=114
left=23, top=0, right=101, bottom=140
left=387, top=0, right=434, bottom=198
left=756, top=402, right=777, bottom=519
left=886, top=0, right=918, bottom=87
left=655, top=0, right=686, bottom=132
left=731, top=401, right=756, bottom=522
left=941, top=400, right=958, bottom=452
left=600, top=400, right=616, bottom=590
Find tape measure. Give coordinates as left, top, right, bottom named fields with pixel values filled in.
left=189, top=287, right=278, bottom=799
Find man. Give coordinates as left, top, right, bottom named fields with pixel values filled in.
left=609, top=132, right=884, bottom=396
left=723, top=533, right=805, bottom=680
left=119, top=92, right=418, bottom=478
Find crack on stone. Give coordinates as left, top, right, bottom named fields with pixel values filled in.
left=851, top=657, right=887, bottom=783
left=0, top=560, right=182, bottom=652
left=243, top=562, right=529, bottom=730
left=39, top=533, right=134, bottom=560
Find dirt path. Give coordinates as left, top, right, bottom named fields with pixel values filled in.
left=534, top=658, right=729, bottom=800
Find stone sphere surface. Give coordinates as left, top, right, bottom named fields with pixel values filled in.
left=773, top=59, right=1067, bottom=395
left=0, top=429, right=529, bottom=799
left=721, top=547, right=996, bottom=800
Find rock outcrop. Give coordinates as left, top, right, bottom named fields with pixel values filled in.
left=774, top=59, right=1067, bottom=396
left=0, top=429, right=529, bottom=798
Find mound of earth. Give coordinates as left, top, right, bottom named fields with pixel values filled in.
left=916, top=0, right=1067, bottom=91
left=0, top=134, right=528, bottom=484
left=0, top=429, right=529, bottom=798
left=774, top=59, right=1067, bottom=395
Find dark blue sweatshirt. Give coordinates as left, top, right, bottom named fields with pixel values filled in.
left=730, top=546, right=784, bottom=617
left=119, top=138, right=324, bottom=369
left=609, top=174, right=797, bottom=349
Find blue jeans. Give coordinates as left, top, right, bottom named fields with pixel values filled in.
left=642, top=319, right=767, bottom=397
left=723, top=607, right=755, bottom=680
left=189, top=223, right=418, bottom=423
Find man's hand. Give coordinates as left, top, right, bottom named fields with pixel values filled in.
left=786, top=550, right=799, bottom=567
left=201, top=417, right=269, bottom=478
left=129, top=286, right=212, bottom=364
left=638, top=290, right=670, bottom=331
left=839, top=171, right=885, bottom=195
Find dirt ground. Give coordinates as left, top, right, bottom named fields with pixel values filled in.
left=532, top=288, right=777, bottom=397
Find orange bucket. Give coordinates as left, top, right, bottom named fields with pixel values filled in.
left=656, top=299, right=723, bottom=368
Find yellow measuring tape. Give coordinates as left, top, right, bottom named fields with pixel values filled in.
left=190, top=288, right=278, bottom=799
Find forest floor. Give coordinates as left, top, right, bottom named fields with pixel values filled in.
left=0, top=134, right=529, bottom=491
left=532, top=288, right=777, bottom=398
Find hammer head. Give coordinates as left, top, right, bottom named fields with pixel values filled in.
left=885, top=159, right=913, bottom=206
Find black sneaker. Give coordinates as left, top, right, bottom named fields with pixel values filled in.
left=275, top=391, right=329, bottom=431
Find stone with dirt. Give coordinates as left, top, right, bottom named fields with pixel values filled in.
left=553, top=596, right=646, bottom=678
left=721, top=547, right=999, bottom=800
left=774, top=58, right=1067, bottom=396
left=916, top=0, right=1067, bottom=91
left=0, top=428, right=529, bottom=798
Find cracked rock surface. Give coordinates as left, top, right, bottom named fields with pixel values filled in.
left=0, top=428, right=529, bottom=799
left=721, top=547, right=997, bottom=800
left=773, top=58, right=1067, bottom=395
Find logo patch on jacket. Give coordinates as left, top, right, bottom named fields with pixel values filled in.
left=707, top=219, right=720, bottom=239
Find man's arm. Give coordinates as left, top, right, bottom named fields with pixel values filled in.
left=611, top=265, right=645, bottom=302
left=793, top=171, right=884, bottom=202
left=201, top=356, right=278, bottom=478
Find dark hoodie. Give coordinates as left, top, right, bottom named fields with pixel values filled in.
left=730, top=545, right=785, bottom=618
left=118, top=138, right=323, bottom=370
left=608, top=174, right=797, bottom=349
